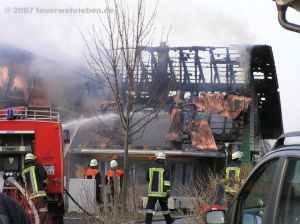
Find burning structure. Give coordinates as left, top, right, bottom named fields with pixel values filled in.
left=65, top=44, right=283, bottom=205
left=0, top=44, right=99, bottom=118
left=0, top=44, right=283, bottom=207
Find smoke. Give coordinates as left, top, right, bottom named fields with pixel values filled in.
left=0, top=43, right=103, bottom=122
left=29, top=57, right=94, bottom=109
left=0, top=0, right=113, bottom=118
left=154, top=0, right=257, bottom=46
left=2, top=0, right=299, bottom=159
left=0, top=0, right=110, bottom=64
left=131, top=111, right=170, bottom=147
left=0, top=0, right=257, bottom=77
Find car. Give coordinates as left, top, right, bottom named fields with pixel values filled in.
left=206, top=131, right=300, bottom=224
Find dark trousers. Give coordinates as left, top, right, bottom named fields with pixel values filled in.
left=96, top=188, right=102, bottom=204
left=145, top=197, right=173, bottom=224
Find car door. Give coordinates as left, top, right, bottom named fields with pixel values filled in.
left=276, top=157, right=300, bottom=224
left=226, top=158, right=281, bottom=224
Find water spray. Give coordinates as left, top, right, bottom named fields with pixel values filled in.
left=63, top=116, right=83, bottom=157
left=0, top=171, right=4, bottom=193
left=62, top=113, right=119, bottom=157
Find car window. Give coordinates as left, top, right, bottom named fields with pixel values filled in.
left=236, top=159, right=279, bottom=224
left=277, top=158, right=300, bottom=224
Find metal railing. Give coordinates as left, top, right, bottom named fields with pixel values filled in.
left=0, top=108, right=60, bottom=121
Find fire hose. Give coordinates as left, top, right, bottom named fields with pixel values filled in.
left=63, top=188, right=93, bottom=217
left=63, top=186, right=188, bottom=223
left=1, top=174, right=187, bottom=223
left=2, top=177, right=95, bottom=222
left=64, top=187, right=186, bottom=223
left=6, top=177, right=40, bottom=224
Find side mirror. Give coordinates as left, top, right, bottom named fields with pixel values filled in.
left=206, top=210, right=225, bottom=224
left=63, top=129, right=70, bottom=144
left=275, top=0, right=300, bottom=33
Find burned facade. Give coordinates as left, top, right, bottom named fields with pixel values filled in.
left=66, top=45, right=283, bottom=203
left=115, top=45, right=282, bottom=162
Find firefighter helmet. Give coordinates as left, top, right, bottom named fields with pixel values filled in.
left=110, top=160, right=118, bottom=168
left=25, top=153, right=36, bottom=161
left=155, top=151, right=166, bottom=160
left=232, top=151, right=244, bottom=160
left=89, top=159, right=98, bottom=167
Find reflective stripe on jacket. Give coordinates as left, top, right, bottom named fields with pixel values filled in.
left=21, top=162, right=47, bottom=199
left=147, top=160, right=171, bottom=198
left=225, top=166, right=241, bottom=194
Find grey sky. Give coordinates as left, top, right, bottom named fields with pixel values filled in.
left=0, top=0, right=299, bottom=133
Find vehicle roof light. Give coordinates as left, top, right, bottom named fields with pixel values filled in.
left=7, top=108, right=14, bottom=120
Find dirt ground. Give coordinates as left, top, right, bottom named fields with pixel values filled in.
left=64, top=214, right=186, bottom=224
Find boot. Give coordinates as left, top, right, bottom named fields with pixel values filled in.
left=146, top=213, right=153, bottom=224
left=164, top=214, right=175, bottom=224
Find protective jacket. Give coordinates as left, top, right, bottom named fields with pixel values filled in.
left=146, top=159, right=171, bottom=198
left=21, top=161, right=47, bottom=199
left=222, top=160, right=241, bottom=194
left=84, top=168, right=101, bottom=183
left=0, top=193, right=31, bottom=224
left=105, top=169, right=124, bottom=178
left=105, top=169, right=124, bottom=195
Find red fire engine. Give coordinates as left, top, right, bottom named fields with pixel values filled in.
left=0, top=106, right=69, bottom=223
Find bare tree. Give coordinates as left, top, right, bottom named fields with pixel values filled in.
left=83, top=0, right=174, bottom=210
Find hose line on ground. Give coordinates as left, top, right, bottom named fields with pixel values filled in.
left=63, top=188, right=93, bottom=217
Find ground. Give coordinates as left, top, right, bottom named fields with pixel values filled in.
left=64, top=213, right=186, bottom=223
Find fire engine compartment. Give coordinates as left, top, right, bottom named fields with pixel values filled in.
left=0, top=106, right=65, bottom=194
left=0, top=107, right=66, bottom=220
left=0, top=132, right=34, bottom=186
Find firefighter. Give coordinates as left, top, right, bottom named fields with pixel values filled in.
left=105, top=160, right=124, bottom=204
left=221, top=151, right=244, bottom=204
left=145, top=151, right=175, bottom=224
left=21, top=152, right=48, bottom=222
left=0, top=192, right=31, bottom=224
left=84, top=159, right=102, bottom=205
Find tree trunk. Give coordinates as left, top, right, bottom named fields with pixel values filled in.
left=122, top=124, right=129, bottom=211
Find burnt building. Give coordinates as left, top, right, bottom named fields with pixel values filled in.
left=66, top=45, right=283, bottom=202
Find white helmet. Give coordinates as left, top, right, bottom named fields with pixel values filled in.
left=232, top=151, right=244, bottom=160
left=25, top=153, right=36, bottom=161
left=155, top=151, right=166, bottom=160
left=89, top=159, right=98, bottom=167
left=110, top=160, right=118, bottom=168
